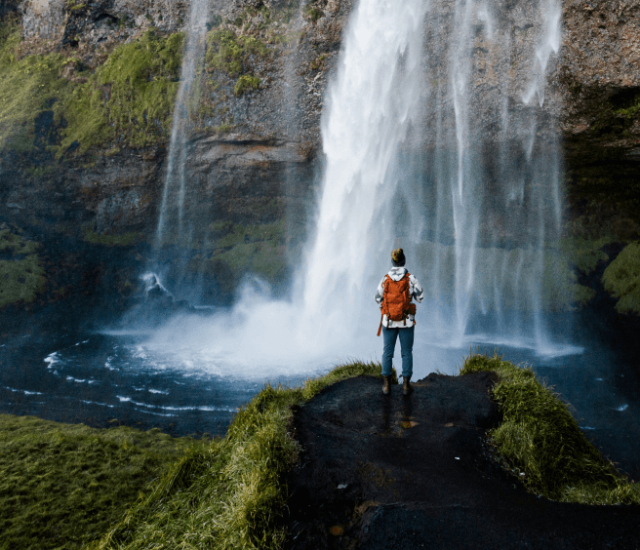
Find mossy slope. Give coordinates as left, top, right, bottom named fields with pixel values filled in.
left=57, top=30, right=184, bottom=154
left=0, top=416, right=201, bottom=550
left=0, top=18, right=183, bottom=156
left=461, top=352, right=640, bottom=504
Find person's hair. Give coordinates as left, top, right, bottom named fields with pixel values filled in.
left=391, top=248, right=406, bottom=267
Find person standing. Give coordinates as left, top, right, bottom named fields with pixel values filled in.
left=375, top=248, right=424, bottom=396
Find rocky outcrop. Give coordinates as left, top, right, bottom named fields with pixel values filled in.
left=285, top=374, right=640, bottom=550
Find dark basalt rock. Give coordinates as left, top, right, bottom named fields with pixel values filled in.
left=284, top=374, right=640, bottom=550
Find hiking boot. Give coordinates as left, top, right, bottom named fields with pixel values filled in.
left=403, top=376, right=413, bottom=396
left=382, top=376, right=391, bottom=395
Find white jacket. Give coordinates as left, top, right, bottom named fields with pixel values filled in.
left=375, top=267, right=424, bottom=328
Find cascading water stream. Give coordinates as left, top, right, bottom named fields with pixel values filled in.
left=153, top=0, right=210, bottom=263
left=407, top=0, right=564, bottom=350
left=299, top=0, right=429, bottom=332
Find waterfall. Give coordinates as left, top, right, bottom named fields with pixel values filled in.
left=154, top=0, right=210, bottom=264
left=299, top=0, right=429, bottom=330
left=398, top=0, right=564, bottom=348
left=299, top=0, right=563, bottom=350
left=143, top=0, right=569, bottom=373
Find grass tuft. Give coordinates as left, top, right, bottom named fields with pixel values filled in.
left=461, top=352, right=640, bottom=504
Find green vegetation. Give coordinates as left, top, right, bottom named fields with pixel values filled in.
left=84, top=230, right=142, bottom=247
left=0, top=18, right=183, bottom=155
left=602, top=241, right=640, bottom=313
left=305, top=3, right=325, bottom=23
left=310, top=53, right=328, bottom=71
left=0, top=228, right=46, bottom=308
left=198, top=220, right=287, bottom=291
left=92, top=361, right=387, bottom=550
left=541, top=249, right=596, bottom=309
left=57, top=30, right=184, bottom=154
left=555, top=236, right=611, bottom=276
left=205, top=29, right=269, bottom=77
left=0, top=19, right=72, bottom=151
left=587, top=89, right=640, bottom=139
left=0, top=415, right=202, bottom=550
left=461, top=352, right=640, bottom=504
left=235, top=74, right=261, bottom=96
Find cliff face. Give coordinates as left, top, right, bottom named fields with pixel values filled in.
left=0, top=0, right=639, bottom=317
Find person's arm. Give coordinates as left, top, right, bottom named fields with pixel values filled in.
left=410, top=275, right=424, bottom=303
left=375, top=277, right=386, bottom=308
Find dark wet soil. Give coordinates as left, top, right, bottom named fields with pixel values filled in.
left=284, top=373, right=640, bottom=550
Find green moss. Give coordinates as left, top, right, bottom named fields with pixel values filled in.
left=602, top=242, right=640, bottom=314
left=0, top=19, right=184, bottom=155
left=305, top=3, right=324, bottom=23
left=587, top=90, right=640, bottom=139
left=57, top=30, right=185, bottom=154
left=91, top=361, right=390, bottom=550
left=0, top=19, right=73, bottom=151
left=460, top=353, right=640, bottom=504
left=234, top=74, right=261, bottom=96
left=214, top=122, right=234, bottom=133
left=205, top=29, right=269, bottom=77
left=541, top=250, right=596, bottom=309
left=0, top=415, right=201, bottom=550
left=0, top=229, right=46, bottom=308
left=83, top=230, right=142, bottom=247
left=203, top=220, right=287, bottom=284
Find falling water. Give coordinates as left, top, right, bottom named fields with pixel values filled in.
left=397, top=0, right=565, bottom=349
left=137, top=0, right=568, bottom=374
left=154, top=0, right=210, bottom=254
left=299, top=0, right=429, bottom=331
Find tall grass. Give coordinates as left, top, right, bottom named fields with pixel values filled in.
left=461, top=352, right=640, bottom=504
left=91, top=361, right=388, bottom=550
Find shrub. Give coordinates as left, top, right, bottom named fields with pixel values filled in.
left=234, top=74, right=261, bottom=96
left=602, top=241, right=640, bottom=314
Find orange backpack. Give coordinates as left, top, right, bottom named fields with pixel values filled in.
left=377, top=272, right=417, bottom=335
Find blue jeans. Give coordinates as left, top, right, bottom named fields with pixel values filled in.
left=381, top=325, right=415, bottom=379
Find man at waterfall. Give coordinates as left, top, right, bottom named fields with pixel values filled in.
left=375, top=248, right=424, bottom=396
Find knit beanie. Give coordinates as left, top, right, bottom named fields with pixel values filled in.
left=391, top=248, right=406, bottom=267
